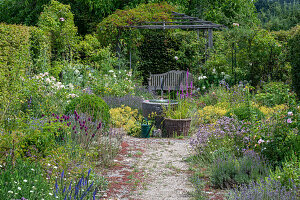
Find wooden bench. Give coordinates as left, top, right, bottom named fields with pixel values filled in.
left=148, top=70, right=193, bottom=92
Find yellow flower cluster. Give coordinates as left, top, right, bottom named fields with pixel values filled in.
left=109, top=105, right=142, bottom=133
left=258, top=104, right=288, bottom=118
left=198, top=103, right=228, bottom=124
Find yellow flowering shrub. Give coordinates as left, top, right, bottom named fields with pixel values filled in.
left=198, top=103, right=228, bottom=124
left=109, top=106, right=142, bottom=136
left=259, top=104, right=288, bottom=118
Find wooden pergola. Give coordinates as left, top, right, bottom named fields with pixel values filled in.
left=117, top=12, right=225, bottom=68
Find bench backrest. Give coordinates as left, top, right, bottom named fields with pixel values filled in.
left=148, top=70, right=193, bottom=91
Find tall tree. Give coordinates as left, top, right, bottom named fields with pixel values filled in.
left=187, top=0, right=259, bottom=26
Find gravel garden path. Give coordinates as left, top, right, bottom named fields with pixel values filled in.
left=100, top=135, right=195, bottom=200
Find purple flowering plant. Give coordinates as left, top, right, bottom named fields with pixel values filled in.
left=53, top=169, right=103, bottom=200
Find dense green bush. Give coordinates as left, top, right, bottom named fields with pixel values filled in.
left=269, top=154, right=300, bottom=189
left=289, top=25, right=300, bottom=98
left=29, top=27, right=52, bottom=74
left=206, top=27, right=288, bottom=86
left=38, top=0, right=79, bottom=62
left=0, top=23, right=31, bottom=128
left=255, top=81, right=293, bottom=107
left=65, top=94, right=110, bottom=126
left=226, top=104, right=264, bottom=121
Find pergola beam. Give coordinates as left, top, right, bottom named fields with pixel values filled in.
left=121, top=25, right=223, bottom=29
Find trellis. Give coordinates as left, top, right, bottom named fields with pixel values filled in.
left=117, top=11, right=225, bottom=68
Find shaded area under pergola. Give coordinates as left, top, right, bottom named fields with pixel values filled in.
left=116, top=11, right=226, bottom=69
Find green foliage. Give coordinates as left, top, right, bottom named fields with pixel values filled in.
left=29, top=27, right=52, bottom=74
left=226, top=104, right=264, bottom=121
left=65, top=94, right=110, bottom=125
left=187, top=0, right=259, bottom=27
left=79, top=34, right=118, bottom=72
left=19, top=129, right=58, bottom=158
left=164, top=99, right=192, bottom=119
left=0, top=157, right=51, bottom=200
left=269, top=153, right=300, bottom=189
left=0, top=23, right=31, bottom=128
left=210, top=151, right=270, bottom=189
left=97, top=2, right=175, bottom=46
left=38, top=0, right=79, bottom=62
left=0, top=0, right=50, bottom=26
left=255, top=81, right=293, bottom=107
left=257, top=1, right=300, bottom=31
left=208, top=27, right=288, bottom=86
left=289, top=25, right=300, bottom=98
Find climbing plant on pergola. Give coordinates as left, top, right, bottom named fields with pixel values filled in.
left=97, top=2, right=225, bottom=68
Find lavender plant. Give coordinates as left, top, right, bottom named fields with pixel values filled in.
left=190, top=116, right=249, bottom=158
left=228, top=178, right=298, bottom=200
left=211, top=150, right=270, bottom=189
left=53, top=169, right=104, bottom=200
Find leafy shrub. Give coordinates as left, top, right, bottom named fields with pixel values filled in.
left=244, top=110, right=299, bottom=166
left=211, top=150, right=270, bottom=189
left=0, top=157, right=51, bottom=200
left=29, top=27, right=51, bottom=74
left=197, top=104, right=228, bottom=124
left=269, top=154, right=300, bottom=189
left=226, top=104, right=264, bottom=121
left=228, top=178, right=298, bottom=200
left=38, top=0, right=78, bottom=61
left=289, top=25, right=300, bottom=98
left=79, top=34, right=117, bottom=72
left=92, top=69, right=136, bottom=97
left=258, top=104, right=288, bottom=118
left=0, top=23, right=31, bottom=128
left=110, top=106, right=142, bottom=137
left=65, top=94, right=110, bottom=126
left=21, top=73, right=74, bottom=118
left=255, top=82, right=293, bottom=107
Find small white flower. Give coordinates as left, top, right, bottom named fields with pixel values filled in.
left=174, top=56, right=179, bottom=60
left=18, top=187, right=21, bottom=190
left=202, top=86, right=206, bottom=90
left=34, top=180, right=38, bottom=182
left=233, top=23, right=239, bottom=27
left=8, top=191, right=13, bottom=194
left=113, top=74, right=116, bottom=78
left=202, top=76, right=207, bottom=79
left=44, top=72, right=49, bottom=76
left=0, top=164, right=2, bottom=168
left=74, top=69, right=80, bottom=75
left=221, top=72, right=225, bottom=76
left=30, top=190, right=34, bottom=193
left=31, top=168, right=35, bottom=171
left=14, top=181, right=17, bottom=184
left=288, top=111, right=293, bottom=116
left=47, top=163, right=51, bottom=166
left=49, top=192, right=53, bottom=196
left=32, top=186, right=36, bottom=189
left=23, top=179, right=28, bottom=182
left=53, top=166, right=58, bottom=169
left=108, top=70, right=114, bottom=73
left=212, top=68, right=216, bottom=74
left=278, top=176, right=281, bottom=179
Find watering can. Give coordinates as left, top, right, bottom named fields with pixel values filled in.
left=141, top=118, right=153, bottom=138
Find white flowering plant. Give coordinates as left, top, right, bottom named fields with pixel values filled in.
left=92, top=69, right=138, bottom=97
left=21, top=72, right=80, bottom=117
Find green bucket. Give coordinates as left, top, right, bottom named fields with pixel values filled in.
left=141, top=119, right=152, bottom=138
